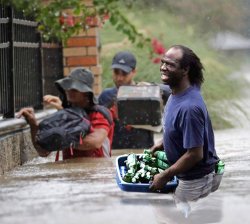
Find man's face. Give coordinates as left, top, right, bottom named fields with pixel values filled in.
left=112, top=68, right=136, bottom=88
left=160, top=48, right=184, bottom=88
left=65, top=89, right=90, bottom=108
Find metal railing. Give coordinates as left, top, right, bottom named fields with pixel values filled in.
left=0, top=5, right=63, bottom=119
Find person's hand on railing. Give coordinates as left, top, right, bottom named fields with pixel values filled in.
left=16, top=107, right=51, bottom=157
left=43, top=95, right=63, bottom=110
left=16, top=107, right=38, bottom=128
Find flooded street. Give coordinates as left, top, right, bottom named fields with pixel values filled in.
left=0, top=127, right=250, bottom=224
left=2, top=1, right=250, bottom=223
left=1, top=65, right=250, bottom=224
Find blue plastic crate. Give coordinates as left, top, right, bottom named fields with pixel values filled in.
left=116, top=154, right=178, bottom=193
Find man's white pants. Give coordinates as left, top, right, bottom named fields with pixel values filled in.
left=174, top=172, right=223, bottom=202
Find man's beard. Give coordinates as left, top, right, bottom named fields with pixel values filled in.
left=162, top=72, right=183, bottom=89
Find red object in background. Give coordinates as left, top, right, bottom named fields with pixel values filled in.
left=151, top=38, right=166, bottom=55
left=150, top=38, right=166, bottom=64
left=66, top=15, right=74, bottom=27
left=59, top=16, right=64, bottom=25
left=59, top=14, right=74, bottom=26
left=85, top=16, right=98, bottom=27
left=125, top=125, right=133, bottom=131
left=152, top=57, right=161, bottom=64
left=99, top=12, right=110, bottom=28
left=103, top=13, right=110, bottom=21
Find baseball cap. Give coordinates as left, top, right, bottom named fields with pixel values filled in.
left=111, top=51, right=136, bottom=73
left=55, top=67, right=97, bottom=104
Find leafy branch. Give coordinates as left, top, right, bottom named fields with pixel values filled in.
left=94, top=0, right=151, bottom=48
left=3, top=0, right=151, bottom=48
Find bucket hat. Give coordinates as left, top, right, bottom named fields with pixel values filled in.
left=55, top=67, right=97, bottom=104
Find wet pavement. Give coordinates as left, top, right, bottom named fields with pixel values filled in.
left=0, top=129, right=250, bottom=224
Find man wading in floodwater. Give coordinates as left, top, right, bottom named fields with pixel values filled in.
left=150, top=45, right=224, bottom=203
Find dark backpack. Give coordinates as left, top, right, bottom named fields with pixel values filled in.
left=88, top=105, right=113, bottom=125
left=36, top=107, right=91, bottom=151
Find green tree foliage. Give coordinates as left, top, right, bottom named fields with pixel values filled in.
left=2, top=0, right=150, bottom=47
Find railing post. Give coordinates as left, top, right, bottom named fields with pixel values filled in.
left=38, top=33, right=44, bottom=110
left=4, top=6, right=14, bottom=118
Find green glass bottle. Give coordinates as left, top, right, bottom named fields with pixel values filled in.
left=123, top=172, right=134, bottom=183
left=156, top=159, right=169, bottom=170
left=143, top=149, right=152, bottom=155
left=126, top=153, right=137, bottom=169
left=216, top=160, right=225, bottom=174
left=144, top=165, right=158, bottom=175
left=155, top=151, right=168, bottom=162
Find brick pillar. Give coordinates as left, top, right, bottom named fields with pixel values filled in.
left=62, top=1, right=102, bottom=95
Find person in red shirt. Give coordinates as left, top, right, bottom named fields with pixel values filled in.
left=17, top=67, right=114, bottom=160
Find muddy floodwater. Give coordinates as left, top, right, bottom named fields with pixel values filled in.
left=0, top=127, right=250, bottom=224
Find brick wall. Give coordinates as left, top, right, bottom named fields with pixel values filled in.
left=42, top=0, right=102, bottom=94
left=62, top=1, right=103, bottom=95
